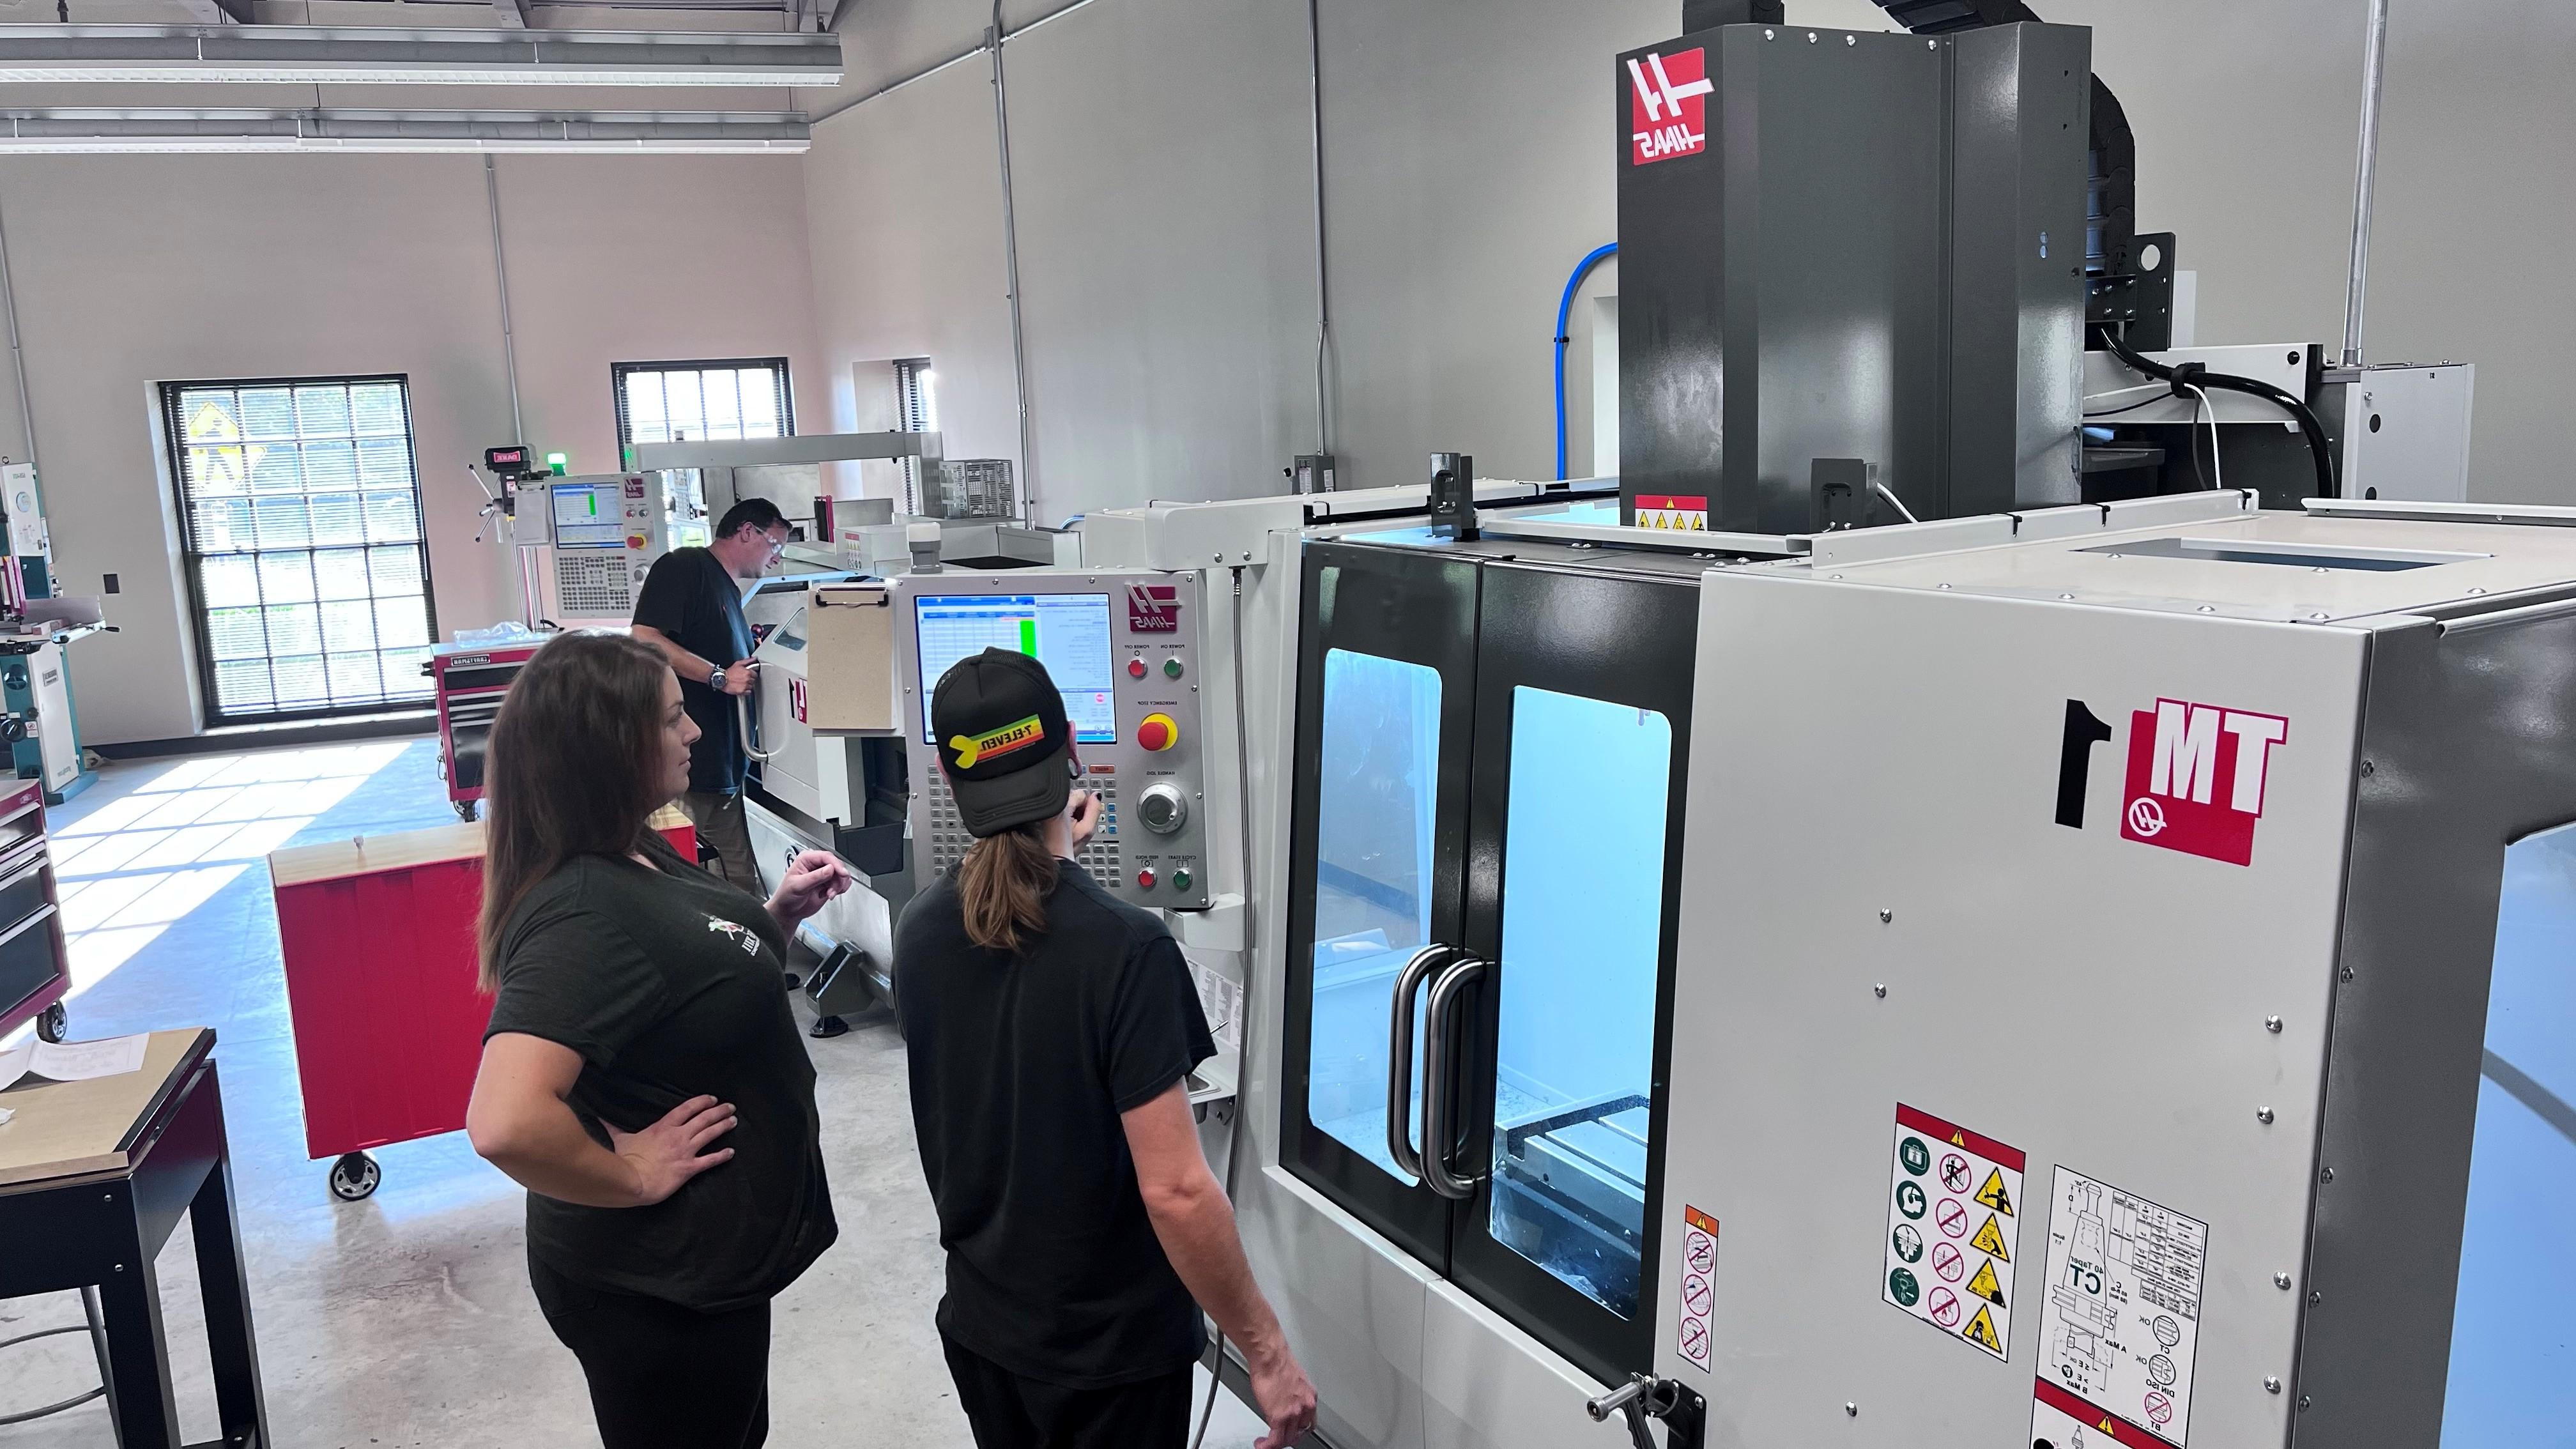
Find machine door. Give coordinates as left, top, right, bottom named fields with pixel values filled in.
left=1441, top=563, right=1696, bottom=1386
left=1281, top=542, right=1481, bottom=1271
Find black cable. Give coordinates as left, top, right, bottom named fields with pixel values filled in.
left=2092, top=325, right=2338, bottom=498
left=2082, top=394, right=2169, bottom=420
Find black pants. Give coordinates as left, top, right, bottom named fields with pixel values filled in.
left=530, top=1256, right=772, bottom=1449
left=942, top=1331, right=1195, bottom=1449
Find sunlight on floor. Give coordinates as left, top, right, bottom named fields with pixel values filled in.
left=50, top=744, right=413, bottom=1001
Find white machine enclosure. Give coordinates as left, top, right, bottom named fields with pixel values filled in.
left=2322, top=362, right=2475, bottom=505
left=1657, top=506, right=2576, bottom=1447
left=894, top=569, right=1214, bottom=911
left=510, top=471, right=682, bottom=624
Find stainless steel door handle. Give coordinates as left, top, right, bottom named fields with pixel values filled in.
left=1421, top=955, right=1489, bottom=1201
left=1384, top=944, right=1458, bottom=1181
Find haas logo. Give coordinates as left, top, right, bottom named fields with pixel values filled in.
left=1629, top=48, right=1713, bottom=165
left=1127, top=583, right=1181, bottom=634
left=2058, top=697, right=2288, bottom=867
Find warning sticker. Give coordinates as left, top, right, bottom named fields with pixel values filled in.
left=2028, top=1167, right=2209, bottom=1446
left=1675, top=1204, right=1718, bottom=1372
left=1884, top=1104, right=2024, bottom=1361
left=1634, top=493, right=1710, bottom=531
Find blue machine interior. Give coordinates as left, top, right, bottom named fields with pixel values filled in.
left=1488, top=686, right=1670, bottom=1320
left=1306, top=647, right=1441, bottom=1180
left=2444, top=818, right=2576, bottom=1442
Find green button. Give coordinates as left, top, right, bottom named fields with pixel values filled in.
left=1163, top=657, right=1184, bottom=679
left=1172, top=868, right=1193, bottom=893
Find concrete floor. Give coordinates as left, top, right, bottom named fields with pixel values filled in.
left=0, top=740, right=1271, bottom=1447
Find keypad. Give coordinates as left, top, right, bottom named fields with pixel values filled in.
left=926, top=769, right=1123, bottom=893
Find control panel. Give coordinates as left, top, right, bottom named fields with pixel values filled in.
left=896, top=569, right=1209, bottom=910
left=544, top=473, right=677, bottom=621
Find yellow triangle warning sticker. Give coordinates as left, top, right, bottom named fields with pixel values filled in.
left=1975, top=1167, right=2015, bottom=1216
left=1962, top=1302, right=2003, bottom=1353
left=1951, top=1131, right=1967, bottom=1147
left=1966, top=1257, right=2007, bottom=1307
left=2099, top=1417, right=2118, bottom=1434
left=1971, top=1212, right=2011, bottom=1261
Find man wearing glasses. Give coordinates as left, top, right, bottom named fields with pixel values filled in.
left=631, top=496, right=792, bottom=893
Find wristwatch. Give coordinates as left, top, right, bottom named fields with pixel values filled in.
left=709, top=663, right=727, bottom=689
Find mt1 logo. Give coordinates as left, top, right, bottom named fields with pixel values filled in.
left=1126, top=583, right=1181, bottom=634
left=1628, top=47, right=1713, bottom=165
left=2054, top=697, right=2290, bottom=867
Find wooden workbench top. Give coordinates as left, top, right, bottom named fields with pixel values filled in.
left=0, top=1028, right=213, bottom=1191
left=266, top=805, right=695, bottom=889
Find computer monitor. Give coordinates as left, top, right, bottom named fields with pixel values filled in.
left=551, top=480, right=625, bottom=548
left=913, top=592, right=1117, bottom=746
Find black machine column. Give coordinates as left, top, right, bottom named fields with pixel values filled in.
left=1614, top=17, right=2089, bottom=533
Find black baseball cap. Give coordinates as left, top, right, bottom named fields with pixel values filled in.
left=931, top=648, right=1073, bottom=838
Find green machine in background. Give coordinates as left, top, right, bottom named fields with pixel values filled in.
left=1, top=461, right=107, bottom=804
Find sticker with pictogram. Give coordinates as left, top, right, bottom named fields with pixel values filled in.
left=1885, top=1104, right=2024, bottom=1360
left=1627, top=47, right=1713, bottom=165
left=2029, top=1167, right=2209, bottom=1446
left=1675, top=1204, right=1719, bottom=1372
left=1634, top=493, right=1709, bottom=530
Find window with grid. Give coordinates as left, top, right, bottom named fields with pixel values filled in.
left=162, top=377, right=438, bottom=724
left=894, top=357, right=936, bottom=512
left=614, top=358, right=793, bottom=463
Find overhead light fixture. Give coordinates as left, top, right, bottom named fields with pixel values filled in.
left=0, top=26, right=839, bottom=86
left=0, top=108, right=811, bottom=153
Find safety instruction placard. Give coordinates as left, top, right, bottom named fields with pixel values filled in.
left=1675, top=1204, right=1718, bottom=1372
left=2029, top=1167, right=2209, bottom=1446
left=1883, top=1103, right=2024, bottom=1360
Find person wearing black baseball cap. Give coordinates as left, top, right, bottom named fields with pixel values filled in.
left=894, top=648, right=1316, bottom=1449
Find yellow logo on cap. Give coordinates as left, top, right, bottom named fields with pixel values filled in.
left=949, top=713, right=1046, bottom=769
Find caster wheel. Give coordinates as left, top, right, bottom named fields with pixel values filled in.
left=35, top=1002, right=67, bottom=1043
left=809, top=1015, right=850, bottom=1039
left=328, top=1152, right=381, bottom=1202
left=781, top=970, right=804, bottom=992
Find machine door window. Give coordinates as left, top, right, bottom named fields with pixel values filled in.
left=1483, top=684, right=1671, bottom=1321
left=1307, top=647, right=1443, bottom=1179
left=2444, top=818, right=2576, bottom=1441
left=161, top=376, right=438, bottom=724
left=1280, top=543, right=1480, bottom=1272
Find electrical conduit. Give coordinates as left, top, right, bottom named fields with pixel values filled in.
left=1553, top=243, right=1616, bottom=480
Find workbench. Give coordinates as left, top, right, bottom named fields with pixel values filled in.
left=0, top=1027, right=268, bottom=1447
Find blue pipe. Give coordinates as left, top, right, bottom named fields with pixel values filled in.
left=1553, top=242, right=1618, bottom=480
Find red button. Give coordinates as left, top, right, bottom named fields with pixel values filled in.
left=1126, top=657, right=1147, bottom=679
left=1137, top=714, right=1178, bottom=751
left=1136, top=868, right=1157, bottom=890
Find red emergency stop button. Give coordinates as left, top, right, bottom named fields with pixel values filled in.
left=1126, top=657, right=1147, bottom=679
left=1137, top=712, right=1179, bottom=751
left=1137, top=868, right=1158, bottom=891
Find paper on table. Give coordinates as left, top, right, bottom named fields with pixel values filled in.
left=0, top=1033, right=151, bottom=1091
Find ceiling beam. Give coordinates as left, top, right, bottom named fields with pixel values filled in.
left=492, top=0, right=532, bottom=30
left=784, top=0, right=814, bottom=34
left=174, top=0, right=257, bottom=23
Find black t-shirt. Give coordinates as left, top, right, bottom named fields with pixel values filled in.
left=484, top=834, right=836, bottom=1312
left=893, top=866, right=1218, bottom=1388
left=632, top=546, right=755, bottom=793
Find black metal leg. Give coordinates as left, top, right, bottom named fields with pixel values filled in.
left=96, top=1248, right=181, bottom=1449
left=190, top=1154, right=270, bottom=1445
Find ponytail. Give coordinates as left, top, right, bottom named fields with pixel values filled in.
left=958, top=823, right=1057, bottom=953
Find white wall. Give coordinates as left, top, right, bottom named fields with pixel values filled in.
left=808, top=0, right=2576, bottom=510
left=0, top=152, right=819, bottom=746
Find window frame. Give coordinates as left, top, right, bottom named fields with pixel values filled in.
left=612, top=356, right=796, bottom=463
left=158, top=372, right=442, bottom=727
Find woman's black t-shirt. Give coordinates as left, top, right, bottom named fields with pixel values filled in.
left=484, top=835, right=836, bottom=1313
left=893, top=866, right=1217, bottom=1388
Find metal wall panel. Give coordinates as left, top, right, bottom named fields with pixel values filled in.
left=1661, top=571, right=2368, bottom=1446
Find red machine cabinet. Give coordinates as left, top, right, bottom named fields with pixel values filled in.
left=268, top=808, right=697, bottom=1200
left=428, top=640, right=542, bottom=822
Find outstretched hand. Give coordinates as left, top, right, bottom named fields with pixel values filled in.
left=769, top=849, right=855, bottom=928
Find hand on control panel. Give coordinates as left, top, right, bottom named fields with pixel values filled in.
left=1067, top=787, right=1101, bottom=849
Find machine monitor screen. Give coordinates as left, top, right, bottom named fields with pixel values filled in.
left=914, top=593, right=1116, bottom=746
left=551, top=482, right=625, bottom=548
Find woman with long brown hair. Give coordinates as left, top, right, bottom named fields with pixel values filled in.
left=463, top=630, right=850, bottom=1449
left=893, top=648, right=1315, bottom=1449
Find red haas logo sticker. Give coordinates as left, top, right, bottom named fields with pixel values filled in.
left=1629, top=47, right=1713, bottom=164
left=1127, top=583, right=1181, bottom=634
left=2119, top=698, right=2288, bottom=866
